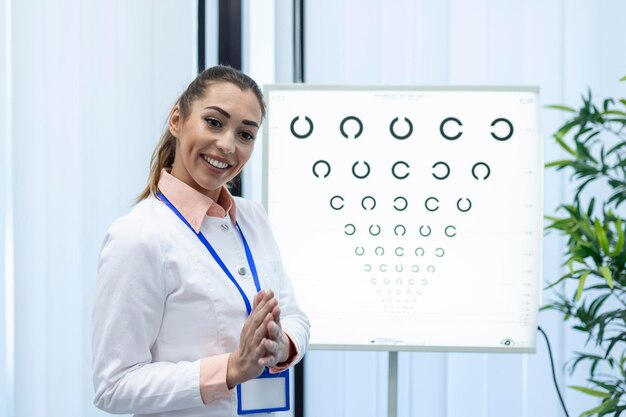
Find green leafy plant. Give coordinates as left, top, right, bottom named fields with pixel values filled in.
left=543, top=75, right=626, bottom=416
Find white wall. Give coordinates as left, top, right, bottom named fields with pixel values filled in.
left=1, top=0, right=625, bottom=416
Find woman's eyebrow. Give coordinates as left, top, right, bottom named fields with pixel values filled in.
left=243, top=120, right=259, bottom=128
left=204, top=106, right=230, bottom=118
left=205, top=105, right=259, bottom=128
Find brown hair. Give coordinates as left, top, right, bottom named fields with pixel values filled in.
left=136, top=65, right=266, bottom=202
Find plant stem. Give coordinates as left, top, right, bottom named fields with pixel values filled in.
left=599, top=123, right=626, bottom=141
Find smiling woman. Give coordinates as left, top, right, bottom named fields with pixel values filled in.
left=92, top=65, right=310, bottom=417
left=137, top=66, right=266, bottom=202
left=168, top=82, right=262, bottom=201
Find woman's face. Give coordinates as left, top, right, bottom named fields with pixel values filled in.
left=169, top=82, right=262, bottom=200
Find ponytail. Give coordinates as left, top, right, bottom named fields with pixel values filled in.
left=135, top=127, right=177, bottom=202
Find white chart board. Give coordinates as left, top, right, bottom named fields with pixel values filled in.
left=263, top=85, right=542, bottom=353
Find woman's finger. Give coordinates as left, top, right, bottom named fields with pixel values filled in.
left=250, top=312, right=274, bottom=346
left=270, top=303, right=281, bottom=323
left=248, top=297, right=276, bottom=328
left=252, top=290, right=265, bottom=309
left=266, top=319, right=281, bottom=340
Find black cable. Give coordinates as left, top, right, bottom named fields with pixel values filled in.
left=538, top=326, right=570, bottom=417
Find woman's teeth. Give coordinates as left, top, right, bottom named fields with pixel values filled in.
left=203, top=155, right=229, bottom=169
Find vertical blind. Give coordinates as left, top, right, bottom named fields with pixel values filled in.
left=1, top=1, right=202, bottom=416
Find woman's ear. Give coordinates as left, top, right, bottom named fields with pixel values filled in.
left=168, top=105, right=181, bottom=137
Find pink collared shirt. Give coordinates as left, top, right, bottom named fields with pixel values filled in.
left=157, top=169, right=299, bottom=405
left=158, top=168, right=237, bottom=230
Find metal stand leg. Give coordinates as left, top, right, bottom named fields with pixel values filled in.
left=388, top=351, right=398, bottom=417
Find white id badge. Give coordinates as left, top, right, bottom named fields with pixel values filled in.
left=237, top=369, right=290, bottom=414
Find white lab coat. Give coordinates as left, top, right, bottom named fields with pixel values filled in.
left=92, top=196, right=310, bottom=417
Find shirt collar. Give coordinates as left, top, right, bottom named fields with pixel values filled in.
left=157, top=168, right=237, bottom=233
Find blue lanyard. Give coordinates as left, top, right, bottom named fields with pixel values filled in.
left=157, top=192, right=261, bottom=315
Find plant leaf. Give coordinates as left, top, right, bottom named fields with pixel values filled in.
left=588, top=380, right=616, bottom=392
left=557, top=118, right=583, bottom=138
left=594, top=218, right=610, bottom=255
left=547, top=104, right=577, bottom=113
left=620, top=75, right=626, bottom=81
left=607, top=140, right=626, bottom=156
left=544, top=270, right=584, bottom=289
left=545, top=215, right=564, bottom=222
left=554, top=134, right=577, bottom=156
left=580, top=397, right=619, bottom=417
left=545, top=159, right=573, bottom=168
left=569, top=385, right=611, bottom=398
left=599, top=266, right=614, bottom=289
left=576, top=271, right=590, bottom=301
left=611, top=218, right=624, bottom=257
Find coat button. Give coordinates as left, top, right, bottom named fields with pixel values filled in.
left=220, top=223, right=230, bottom=231
left=238, top=266, right=247, bottom=276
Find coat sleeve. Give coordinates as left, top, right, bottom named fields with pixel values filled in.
left=274, top=259, right=310, bottom=367
left=92, top=214, right=211, bottom=414
left=248, top=200, right=311, bottom=366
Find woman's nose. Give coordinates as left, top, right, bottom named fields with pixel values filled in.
left=216, top=132, right=236, bottom=154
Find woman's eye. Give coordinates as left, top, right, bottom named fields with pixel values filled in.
left=240, top=131, right=255, bottom=141
left=205, top=118, right=222, bottom=128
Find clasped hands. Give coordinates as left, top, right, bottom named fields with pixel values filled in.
left=227, top=290, right=291, bottom=388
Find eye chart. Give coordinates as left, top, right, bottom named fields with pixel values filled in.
left=263, top=86, right=542, bottom=353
